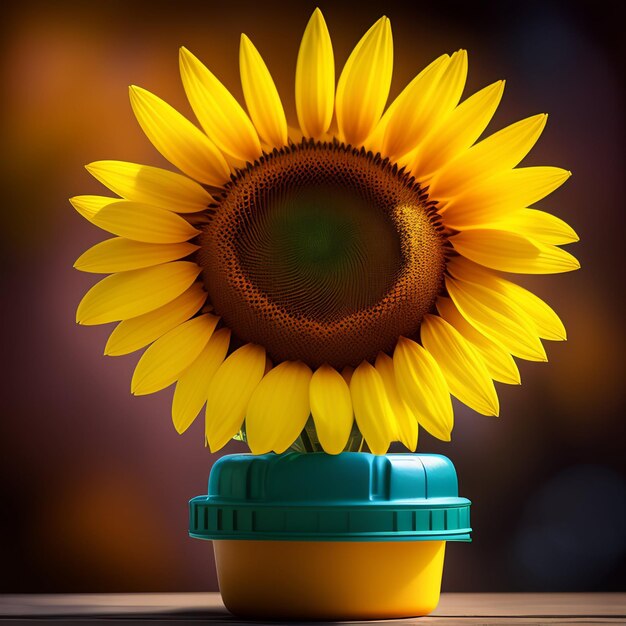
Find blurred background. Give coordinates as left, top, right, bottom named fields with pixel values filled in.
left=1, top=0, right=624, bottom=593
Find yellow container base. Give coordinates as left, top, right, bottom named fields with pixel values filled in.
left=213, top=539, right=446, bottom=620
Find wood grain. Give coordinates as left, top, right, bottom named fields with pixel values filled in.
left=1, top=593, right=624, bottom=624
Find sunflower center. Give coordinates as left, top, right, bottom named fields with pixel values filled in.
left=198, top=140, right=447, bottom=369
left=235, top=183, right=403, bottom=320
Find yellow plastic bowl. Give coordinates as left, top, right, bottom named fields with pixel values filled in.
left=213, top=539, right=446, bottom=620
left=190, top=454, right=471, bottom=619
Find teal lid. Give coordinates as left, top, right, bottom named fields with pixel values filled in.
left=189, top=452, right=471, bottom=542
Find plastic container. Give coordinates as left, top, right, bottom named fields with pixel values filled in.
left=189, top=452, right=471, bottom=620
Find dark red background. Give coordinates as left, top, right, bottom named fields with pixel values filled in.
left=1, top=0, right=624, bottom=592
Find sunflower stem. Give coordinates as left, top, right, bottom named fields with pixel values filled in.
left=289, top=437, right=307, bottom=453
left=300, top=427, right=315, bottom=453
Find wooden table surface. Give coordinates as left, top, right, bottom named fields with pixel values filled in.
left=1, top=593, right=624, bottom=625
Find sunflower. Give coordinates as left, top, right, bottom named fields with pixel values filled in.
left=73, top=9, right=579, bottom=455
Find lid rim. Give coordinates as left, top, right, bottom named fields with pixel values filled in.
left=192, top=496, right=472, bottom=509
left=191, top=452, right=472, bottom=543
left=189, top=531, right=472, bottom=542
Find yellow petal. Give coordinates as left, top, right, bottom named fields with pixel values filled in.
left=368, top=54, right=448, bottom=155
left=375, top=353, right=418, bottom=451
left=393, top=336, right=453, bottom=441
left=205, top=344, right=266, bottom=452
left=448, top=257, right=567, bottom=340
left=440, top=167, right=571, bottom=228
left=421, top=314, right=499, bottom=416
left=239, top=34, right=288, bottom=148
left=131, top=313, right=219, bottom=395
left=378, top=51, right=467, bottom=160
left=503, top=281, right=567, bottom=341
left=451, top=229, right=540, bottom=272
left=451, top=229, right=579, bottom=274
left=179, top=47, right=261, bottom=163
left=446, top=275, right=547, bottom=361
left=74, top=238, right=198, bottom=273
left=430, top=114, right=548, bottom=198
left=295, top=8, right=335, bottom=139
left=70, top=195, right=117, bottom=223
left=129, top=85, right=230, bottom=186
left=105, top=282, right=207, bottom=356
left=336, top=16, right=393, bottom=146
left=426, top=48, right=468, bottom=124
left=437, top=297, right=521, bottom=385
left=525, top=241, right=580, bottom=274
left=172, top=328, right=231, bottom=434
left=85, top=161, right=211, bottom=213
left=91, top=200, right=199, bottom=243
left=497, top=281, right=567, bottom=339
left=413, top=80, right=505, bottom=179
left=482, top=208, right=579, bottom=245
left=76, top=261, right=201, bottom=325
left=309, top=364, right=354, bottom=455
left=349, top=361, right=395, bottom=455
left=246, top=361, right=313, bottom=454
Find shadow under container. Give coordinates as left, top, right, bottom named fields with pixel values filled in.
left=189, top=452, right=471, bottom=620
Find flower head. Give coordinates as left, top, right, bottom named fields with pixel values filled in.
left=73, top=9, right=579, bottom=455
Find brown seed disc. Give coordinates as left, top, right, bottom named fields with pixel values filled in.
left=197, top=140, right=446, bottom=369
